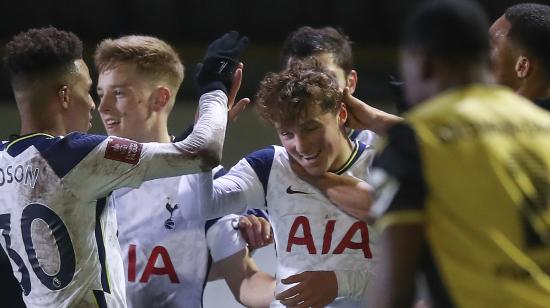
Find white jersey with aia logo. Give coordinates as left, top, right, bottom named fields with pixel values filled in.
left=200, top=140, right=378, bottom=307
left=112, top=166, right=246, bottom=308
left=0, top=90, right=228, bottom=307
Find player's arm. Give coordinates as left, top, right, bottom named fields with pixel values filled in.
left=367, top=122, right=429, bottom=307
left=198, top=149, right=271, bottom=220
left=368, top=223, right=425, bottom=308
left=205, top=214, right=275, bottom=307
left=289, top=156, right=373, bottom=221
left=343, top=87, right=402, bottom=135
left=210, top=248, right=275, bottom=308
left=65, top=32, right=249, bottom=200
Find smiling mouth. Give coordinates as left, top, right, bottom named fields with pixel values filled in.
left=104, top=119, right=120, bottom=126
left=300, top=151, right=320, bottom=160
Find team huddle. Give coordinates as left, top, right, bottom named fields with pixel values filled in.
left=1, top=0, right=550, bottom=307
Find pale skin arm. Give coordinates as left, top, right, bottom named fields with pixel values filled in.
left=343, top=87, right=402, bottom=135
left=289, top=157, right=373, bottom=221
left=368, top=223, right=425, bottom=308
left=208, top=248, right=276, bottom=308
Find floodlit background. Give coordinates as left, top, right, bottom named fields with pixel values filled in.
left=0, top=0, right=545, bottom=306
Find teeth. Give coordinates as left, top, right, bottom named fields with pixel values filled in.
left=302, top=152, right=320, bottom=160
left=106, top=119, right=120, bottom=125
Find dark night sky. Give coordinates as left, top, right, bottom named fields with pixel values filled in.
left=0, top=0, right=549, bottom=102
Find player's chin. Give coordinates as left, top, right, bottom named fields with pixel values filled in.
left=303, top=165, right=326, bottom=177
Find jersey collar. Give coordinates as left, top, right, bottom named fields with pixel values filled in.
left=333, top=139, right=366, bottom=175
left=5, top=133, right=55, bottom=156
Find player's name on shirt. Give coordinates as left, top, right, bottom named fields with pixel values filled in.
left=0, top=163, right=39, bottom=188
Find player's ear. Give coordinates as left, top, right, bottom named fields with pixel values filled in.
left=515, top=55, right=530, bottom=79
left=337, top=102, right=348, bottom=127
left=152, top=86, right=172, bottom=112
left=57, top=85, right=70, bottom=110
left=346, top=70, right=358, bottom=95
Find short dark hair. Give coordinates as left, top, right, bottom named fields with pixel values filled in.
left=280, top=26, right=353, bottom=75
left=505, top=3, right=550, bottom=76
left=255, top=57, right=342, bottom=125
left=3, top=26, right=83, bottom=86
left=402, top=0, right=490, bottom=65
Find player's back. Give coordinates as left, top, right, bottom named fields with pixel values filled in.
left=0, top=133, right=125, bottom=307
left=407, top=85, right=550, bottom=307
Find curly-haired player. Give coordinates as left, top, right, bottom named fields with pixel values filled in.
left=199, top=59, right=377, bottom=307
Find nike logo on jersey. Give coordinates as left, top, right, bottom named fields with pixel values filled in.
left=286, top=186, right=310, bottom=195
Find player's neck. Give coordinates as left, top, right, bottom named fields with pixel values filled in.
left=517, top=76, right=550, bottom=101
left=329, top=135, right=354, bottom=173
left=136, top=127, right=172, bottom=143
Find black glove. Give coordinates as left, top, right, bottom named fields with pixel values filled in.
left=195, top=31, right=249, bottom=96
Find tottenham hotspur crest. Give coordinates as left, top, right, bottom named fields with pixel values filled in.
left=164, top=198, right=179, bottom=230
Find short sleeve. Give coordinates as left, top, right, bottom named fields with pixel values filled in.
left=370, top=122, right=427, bottom=229
left=206, top=214, right=247, bottom=262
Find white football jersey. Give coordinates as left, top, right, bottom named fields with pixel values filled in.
left=201, top=140, right=378, bottom=307
left=348, top=128, right=378, bottom=147
left=0, top=91, right=228, bottom=307
left=112, top=167, right=246, bottom=308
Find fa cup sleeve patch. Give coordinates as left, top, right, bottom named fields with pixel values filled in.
left=104, top=137, right=142, bottom=165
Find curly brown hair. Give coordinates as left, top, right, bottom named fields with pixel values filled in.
left=255, top=58, right=342, bottom=125
left=3, top=26, right=83, bottom=86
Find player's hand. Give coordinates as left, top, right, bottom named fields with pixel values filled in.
left=342, top=87, right=371, bottom=131
left=276, top=271, right=338, bottom=307
left=238, top=214, right=273, bottom=249
left=227, top=62, right=250, bottom=123
left=195, top=30, right=249, bottom=96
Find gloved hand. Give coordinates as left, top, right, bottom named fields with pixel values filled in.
left=195, top=31, right=249, bottom=96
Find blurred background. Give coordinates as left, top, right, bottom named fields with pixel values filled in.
left=0, top=0, right=548, bottom=306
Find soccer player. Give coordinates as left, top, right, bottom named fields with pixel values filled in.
left=489, top=3, right=550, bottom=109
left=366, top=0, right=550, bottom=307
left=94, top=34, right=275, bottom=308
left=199, top=59, right=376, bottom=307
left=0, top=27, right=245, bottom=307
left=280, top=26, right=401, bottom=140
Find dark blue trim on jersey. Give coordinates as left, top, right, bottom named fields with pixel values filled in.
left=5, top=133, right=55, bottom=156
left=6, top=132, right=106, bottom=178
left=245, top=208, right=269, bottom=221
left=245, top=146, right=275, bottom=195
left=41, top=133, right=106, bottom=178
left=205, top=217, right=222, bottom=233
left=213, top=167, right=227, bottom=179
left=93, top=290, right=108, bottom=308
left=95, top=197, right=111, bottom=293
left=348, top=129, right=361, bottom=141
left=335, top=140, right=367, bottom=175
